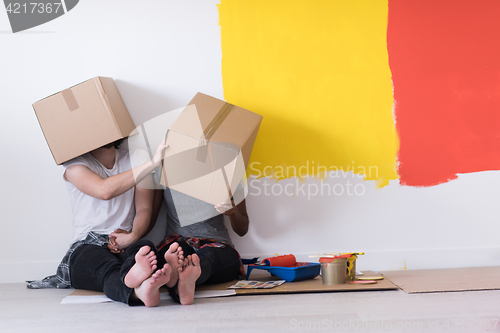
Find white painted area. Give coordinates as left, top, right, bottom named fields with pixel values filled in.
left=1, top=0, right=499, bottom=283
left=237, top=172, right=500, bottom=272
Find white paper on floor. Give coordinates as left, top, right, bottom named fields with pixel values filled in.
left=61, top=290, right=236, bottom=304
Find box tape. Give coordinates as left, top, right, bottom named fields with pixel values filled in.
left=61, top=88, right=79, bottom=112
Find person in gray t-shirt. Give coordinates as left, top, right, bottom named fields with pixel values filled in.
left=151, top=185, right=249, bottom=304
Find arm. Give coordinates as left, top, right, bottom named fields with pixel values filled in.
left=64, top=142, right=167, bottom=201
left=215, top=199, right=249, bottom=237
left=146, top=189, right=165, bottom=235
left=109, top=175, right=155, bottom=251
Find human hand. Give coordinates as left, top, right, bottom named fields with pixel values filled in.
left=107, top=242, right=123, bottom=254
left=108, top=229, right=124, bottom=254
left=109, top=229, right=136, bottom=253
left=215, top=201, right=237, bottom=215
left=152, top=137, right=169, bottom=168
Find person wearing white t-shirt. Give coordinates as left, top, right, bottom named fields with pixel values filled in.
left=28, top=139, right=185, bottom=307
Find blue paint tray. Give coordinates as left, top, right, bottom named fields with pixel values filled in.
left=246, top=262, right=321, bottom=282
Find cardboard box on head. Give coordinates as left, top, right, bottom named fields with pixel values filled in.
left=159, top=92, right=263, bottom=206
left=33, top=77, right=136, bottom=165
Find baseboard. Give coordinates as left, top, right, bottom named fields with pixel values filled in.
left=1, top=260, right=61, bottom=284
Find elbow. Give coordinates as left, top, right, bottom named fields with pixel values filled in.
left=97, top=181, right=124, bottom=201
left=98, top=188, right=115, bottom=201
left=100, top=193, right=112, bottom=201
left=236, top=226, right=249, bottom=237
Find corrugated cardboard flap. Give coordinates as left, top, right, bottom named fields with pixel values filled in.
left=160, top=92, right=262, bottom=205
left=32, top=77, right=135, bottom=164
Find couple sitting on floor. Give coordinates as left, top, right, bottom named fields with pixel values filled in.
left=28, top=138, right=249, bottom=307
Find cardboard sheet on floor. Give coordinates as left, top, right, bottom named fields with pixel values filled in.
left=63, top=288, right=235, bottom=304
left=196, top=271, right=397, bottom=295
left=380, top=266, right=500, bottom=293
left=62, top=270, right=397, bottom=303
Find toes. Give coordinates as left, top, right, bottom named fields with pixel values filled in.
left=177, top=249, right=184, bottom=260
left=179, top=259, right=188, bottom=272
left=138, top=246, right=150, bottom=255
left=191, top=254, right=200, bottom=266
left=168, top=242, right=179, bottom=253
left=152, top=270, right=161, bottom=279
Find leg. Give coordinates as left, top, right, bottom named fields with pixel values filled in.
left=177, top=254, right=201, bottom=305
left=133, top=264, right=172, bottom=307
left=161, top=242, right=184, bottom=288
left=69, top=244, right=134, bottom=305
left=70, top=241, right=163, bottom=306
left=120, top=240, right=170, bottom=307
left=170, top=246, right=240, bottom=305
left=196, top=246, right=241, bottom=285
left=120, top=240, right=158, bottom=288
left=160, top=242, right=240, bottom=304
left=158, top=240, right=196, bottom=303
left=158, top=240, right=192, bottom=290
left=157, top=240, right=194, bottom=268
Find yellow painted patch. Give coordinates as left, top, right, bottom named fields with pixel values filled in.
left=219, top=0, right=398, bottom=187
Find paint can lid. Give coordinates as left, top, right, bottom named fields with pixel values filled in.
left=350, top=280, right=377, bottom=284
left=357, top=276, right=384, bottom=281
left=319, top=255, right=350, bottom=263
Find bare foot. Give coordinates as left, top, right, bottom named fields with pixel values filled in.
left=124, top=246, right=157, bottom=288
left=163, top=242, right=184, bottom=288
left=133, top=264, right=172, bottom=307
left=177, top=254, right=201, bottom=305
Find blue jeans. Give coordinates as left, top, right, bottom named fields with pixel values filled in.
left=69, top=239, right=157, bottom=306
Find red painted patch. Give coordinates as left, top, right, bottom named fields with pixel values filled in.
left=388, top=0, right=500, bottom=186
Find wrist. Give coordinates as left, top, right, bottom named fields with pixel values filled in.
left=130, top=228, right=145, bottom=240
left=151, top=158, right=160, bottom=169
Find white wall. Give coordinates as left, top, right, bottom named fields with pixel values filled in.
left=1, top=0, right=499, bottom=283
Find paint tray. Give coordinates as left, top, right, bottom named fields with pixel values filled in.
left=246, top=262, right=320, bottom=282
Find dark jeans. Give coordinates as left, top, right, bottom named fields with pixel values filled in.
left=69, top=239, right=157, bottom=306
left=158, top=240, right=241, bottom=303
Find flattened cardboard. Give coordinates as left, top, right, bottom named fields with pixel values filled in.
left=196, top=271, right=398, bottom=295
left=65, top=270, right=396, bottom=302
left=381, top=266, right=500, bottom=293
left=68, top=286, right=193, bottom=296
left=33, top=77, right=136, bottom=165
left=160, top=92, right=262, bottom=205
left=65, top=288, right=235, bottom=304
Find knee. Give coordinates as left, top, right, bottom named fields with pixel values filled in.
left=127, top=239, right=158, bottom=257
left=135, top=239, right=156, bottom=250
left=177, top=241, right=196, bottom=256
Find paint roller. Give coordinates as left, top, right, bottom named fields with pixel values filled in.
left=261, top=254, right=297, bottom=267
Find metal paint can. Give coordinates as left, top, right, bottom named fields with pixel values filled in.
left=319, top=257, right=347, bottom=285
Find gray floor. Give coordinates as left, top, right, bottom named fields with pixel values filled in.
left=1, top=283, right=499, bottom=333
